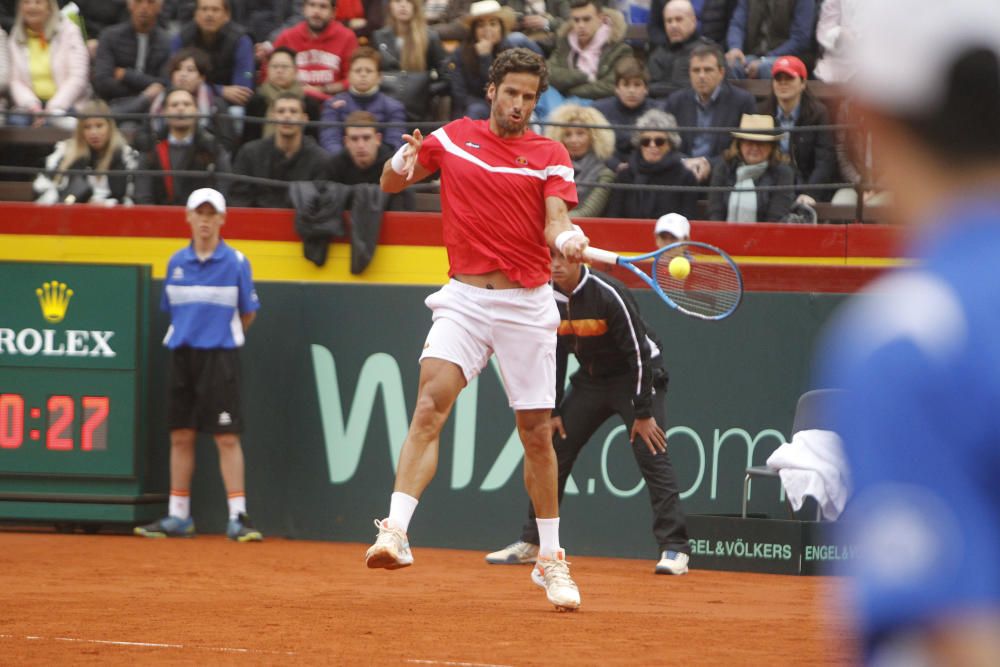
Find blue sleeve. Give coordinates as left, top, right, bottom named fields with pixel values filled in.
left=726, top=0, right=748, bottom=50
left=766, top=0, right=816, bottom=57
left=823, top=280, right=1000, bottom=648
left=237, top=256, right=260, bottom=314
left=232, top=35, right=255, bottom=89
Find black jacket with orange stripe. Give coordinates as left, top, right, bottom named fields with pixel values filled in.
left=554, top=266, right=668, bottom=419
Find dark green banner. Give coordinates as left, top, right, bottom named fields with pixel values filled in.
left=148, top=281, right=846, bottom=560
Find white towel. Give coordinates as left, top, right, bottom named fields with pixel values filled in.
left=766, top=429, right=852, bottom=521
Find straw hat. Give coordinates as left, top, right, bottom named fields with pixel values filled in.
left=461, top=0, right=517, bottom=31
left=730, top=114, right=786, bottom=142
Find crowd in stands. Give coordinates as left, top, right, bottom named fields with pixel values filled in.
left=0, top=0, right=882, bottom=222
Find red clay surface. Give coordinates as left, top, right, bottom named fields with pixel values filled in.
left=0, top=531, right=855, bottom=666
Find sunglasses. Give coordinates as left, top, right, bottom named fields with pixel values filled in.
left=640, top=137, right=668, bottom=147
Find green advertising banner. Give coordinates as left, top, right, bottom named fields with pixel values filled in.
left=148, top=281, right=847, bottom=561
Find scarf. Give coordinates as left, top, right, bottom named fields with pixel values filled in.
left=572, top=152, right=606, bottom=204
left=568, top=21, right=610, bottom=81
left=727, top=161, right=769, bottom=223
left=627, top=150, right=684, bottom=219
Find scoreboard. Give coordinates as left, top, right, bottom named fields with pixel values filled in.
left=0, top=261, right=164, bottom=525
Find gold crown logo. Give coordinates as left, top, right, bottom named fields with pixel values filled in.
left=36, top=280, right=74, bottom=323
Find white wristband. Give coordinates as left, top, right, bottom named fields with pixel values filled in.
left=390, top=144, right=409, bottom=175
left=555, top=229, right=584, bottom=253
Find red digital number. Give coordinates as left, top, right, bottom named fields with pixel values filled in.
left=81, top=396, right=110, bottom=452
left=46, top=395, right=74, bottom=451
left=0, top=393, right=24, bottom=450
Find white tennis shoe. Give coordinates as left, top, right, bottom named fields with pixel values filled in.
left=655, top=550, right=690, bottom=575
left=365, top=519, right=413, bottom=569
left=531, top=549, right=581, bottom=611
left=485, top=541, right=539, bottom=564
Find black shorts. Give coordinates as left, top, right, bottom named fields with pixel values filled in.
left=167, top=347, right=244, bottom=434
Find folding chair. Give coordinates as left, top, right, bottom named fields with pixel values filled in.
left=741, top=389, right=843, bottom=520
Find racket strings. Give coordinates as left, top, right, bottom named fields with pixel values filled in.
left=653, top=253, right=741, bottom=318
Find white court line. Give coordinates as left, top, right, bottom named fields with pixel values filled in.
left=406, top=660, right=513, bottom=667
left=0, top=634, right=295, bottom=656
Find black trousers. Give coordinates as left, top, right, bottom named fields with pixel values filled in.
left=519, top=372, right=690, bottom=554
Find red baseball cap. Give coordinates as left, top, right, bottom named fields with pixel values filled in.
left=772, top=56, right=807, bottom=80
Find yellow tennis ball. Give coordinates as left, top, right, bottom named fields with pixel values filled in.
left=668, top=256, right=691, bottom=280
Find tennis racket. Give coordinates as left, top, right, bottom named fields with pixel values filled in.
left=583, top=241, right=743, bottom=320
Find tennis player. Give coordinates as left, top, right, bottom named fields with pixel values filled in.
left=367, top=48, right=588, bottom=612
left=819, top=0, right=1000, bottom=661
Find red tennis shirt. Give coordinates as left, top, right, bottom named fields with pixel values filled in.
left=417, top=118, right=578, bottom=288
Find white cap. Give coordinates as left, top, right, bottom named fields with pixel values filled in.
left=654, top=213, right=690, bottom=240
left=186, top=187, right=227, bottom=212
left=850, top=0, right=1000, bottom=114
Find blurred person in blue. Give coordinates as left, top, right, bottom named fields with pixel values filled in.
left=819, top=1, right=1000, bottom=663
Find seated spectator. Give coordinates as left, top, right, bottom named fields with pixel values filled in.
left=505, top=0, right=569, bottom=55
left=445, top=0, right=516, bottom=120
left=707, top=113, right=794, bottom=222
left=538, top=0, right=632, bottom=119
left=320, top=46, right=406, bottom=154
left=594, top=57, right=664, bottom=170
left=757, top=55, right=836, bottom=204
left=813, top=0, right=860, bottom=84
left=171, top=0, right=255, bottom=108
left=329, top=110, right=412, bottom=210
left=7, top=0, right=89, bottom=127
left=33, top=100, right=139, bottom=205
left=230, top=92, right=331, bottom=208
left=147, top=47, right=237, bottom=151
left=664, top=42, right=755, bottom=183
left=648, top=0, right=711, bottom=99
left=605, top=108, right=698, bottom=220
left=244, top=46, right=323, bottom=143
left=92, top=0, right=170, bottom=115
left=724, top=0, right=815, bottom=79
left=268, top=0, right=358, bottom=102
left=544, top=104, right=614, bottom=218
left=373, top=0, right=448, bottom=121
left=134, top=87, right=232, bottom=205
left=647, top=0, right=734, bottom=48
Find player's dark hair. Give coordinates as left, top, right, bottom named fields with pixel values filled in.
left=197, top=0, right=230, bottom=12
left=168, top=47, right=212, bottom=78
left=897, top=48, right=1000, bottom=166
left=487, top=47, right=549, bottom=95
left=689, top=42, right=725, bottom=70
left=269, top=46, right=298, bottom=64
left=351, top=45, right=382, bottom=71
left=569, top=0, right=601, bottom=11
left=272, top=91, right=306, bottom=112
left=614, top=56, right=647, bottom=85
left=345, top=110, right=379, bottom=131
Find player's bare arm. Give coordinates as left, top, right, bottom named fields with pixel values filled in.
left=241, top=312, right=256, bottom=331
left=380, top=129, right=432, bottom=193
left=544, top=197, right=589, bottom=262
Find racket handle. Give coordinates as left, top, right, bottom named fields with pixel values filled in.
left=582, top=247, right=620, bottom=265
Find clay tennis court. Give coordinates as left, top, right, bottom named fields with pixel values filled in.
left=1, top=531, right=854, bottom=665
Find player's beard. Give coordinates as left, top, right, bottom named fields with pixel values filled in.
left=493, top=106, right=529, bottom=137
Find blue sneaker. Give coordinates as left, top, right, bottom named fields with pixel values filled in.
left=134, top=515, right=195, bottom=538
left=227, top=513, right=263, bottom=542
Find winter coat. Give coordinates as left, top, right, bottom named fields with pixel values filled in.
left=8, top=15, right=89, bottom=112
left=92, top=22, right=171, bottom=103
left=172, top=20, right=255, bottom=90
left=229, top=135, right=332, bottom=208
left=605, top=150, right=698, bottom=220
left=33, top=140, right=139, bottom=205
left=319, top=89, right=407, bottom=154
left=546, top=7, right=632, bottom=99
left=707, top=157, right=795, bottom=222
left=758, top=94, right=837, bottom=201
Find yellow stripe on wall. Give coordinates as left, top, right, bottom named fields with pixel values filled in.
left=0, top=234, right=452, bottom=285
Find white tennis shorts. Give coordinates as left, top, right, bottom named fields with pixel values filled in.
left=419, top=279, right=559, bottom=410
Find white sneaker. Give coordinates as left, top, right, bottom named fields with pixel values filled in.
left=655, top=550, right=690, bottom=575
left=485, top=541, right=539, bottom=564
left=365, top=519, right=414, bottom=570
left=531, top=550, right=581, bottom=611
